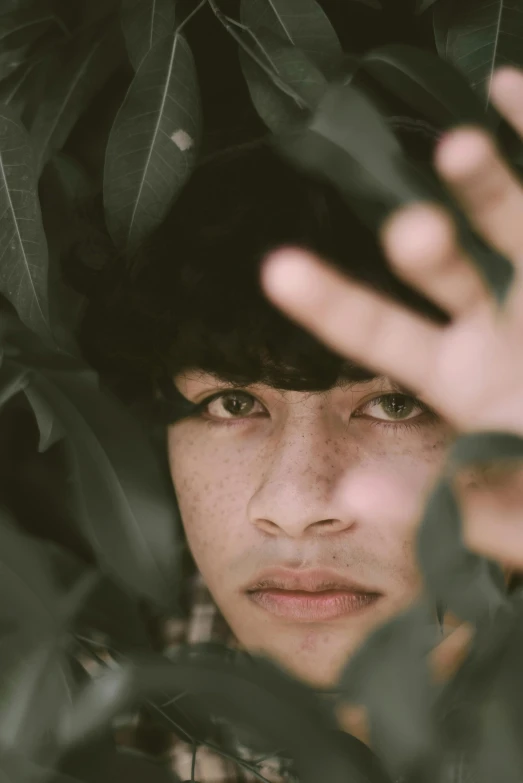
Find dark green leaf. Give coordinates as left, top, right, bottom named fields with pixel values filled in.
left=0, top=636, right=74, bottom=762
left=121, top=0, right=176, bottom=71
left=362, top=44, right=496, bottom=133
left=24, top=383, right=64, bottom=451
left=23, top=367, right=182, bottom=610
left=337, top=601, right=442, bottom=780
left=432, top=0, right=458, bottom=62
left=0, top=358, right=30, bottom=409
left=437, top=0, right=523, bottom=116
left=58, top=653, right=373, bottom=783
left=0, top=105, right=52, bottom=344
left=31, top=24, right=122, bottom=176
left=240, top=0, right=342, bottom=76
left=414, top=0, right=438, bottom=13
left=239, top=28, right=327, bottom=133
left=416, top=432, right=516, bottom=624
left=104, top=29, right=201, bottom=252
left=0, top=59, right=39, bottom=114
left=0, top=10, right=54, bottom=53
left=275, top=79, right=515, bottom=307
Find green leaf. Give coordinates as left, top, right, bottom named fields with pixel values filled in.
left=121, top=0, right=176, bottom=71
left=416, top=431, right=522, bottom=623
left=436, top=0, right=523, bottom=116
left=23, top=366, right=182, bottom=610
left=240, top=0, right=342, bottom=76
left=362, top=44, right=496, bottom=133
left=0, top=636, right=74, bottom=767
left=59, top=653, right=372, bottom=783
left=0, top=105, right=52, bottom=344
left=414, top=0, right=438, bottom=13
left=337, top=601, right=442, bottom=781
left=432, top=0, right=458, bottom=62
left=0, top=508, right=63, bottom=640
left=275, top=79, right=515, bottom=307
left=104, top=29, right=201, bottom=252
left=24, top=383, right=65, bottom=452
left=31, top=24, right=122, bottom=176
left=239, top=28, right=327, bottom=133
left=0, top=9, right=54, bottom=52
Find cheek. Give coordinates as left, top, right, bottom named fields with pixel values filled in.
left=166, top=423, right=256, bottom=564
left=337, top=429, right=451, bottom=542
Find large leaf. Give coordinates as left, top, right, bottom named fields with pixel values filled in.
left=0, top=105, right=52, bottom=344
left=121, top=0, right=177, bottom=71
left=31, top=24, right=122, bottom=176
left=0, top=9, right=55, bottom=52
left=0, top=637, right=74, bottom=764
left=58, top=652, right=375, bottom=783
left=362, top=44, right=497, bottom=133
left=434, top=0, right=523, bottom=117
left=22, top=365, right=182, bottom=610
left=239, top=28, right=327, bottom=133
left=275, top=80, right=515, bottom=306
left=0, top=508, right=63, bottom=638
left=416, top=432, right=520, bottom=624
left=338, top=602, right=442, bottom=781
left=240, top=0, right=342, bottom=76
left=104, top=29, right=201, bottom=253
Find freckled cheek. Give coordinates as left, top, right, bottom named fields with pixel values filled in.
left=167, top=427, right=257, bottom=569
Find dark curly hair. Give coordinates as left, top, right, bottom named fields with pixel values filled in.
left=72, top=118, right=449, bottom=427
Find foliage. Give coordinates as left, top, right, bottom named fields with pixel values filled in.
left=0, top=0, right=523, bottom=781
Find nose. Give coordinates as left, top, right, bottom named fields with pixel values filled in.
left=247, top=419, right=357, bottom=538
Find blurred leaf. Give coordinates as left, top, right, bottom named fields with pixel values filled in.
left=58, top=653, right=373, bottom=783
left=121, top=0, right=176, bottom=71
left=24, top=383, right=65, bottom=451
left=351, top=0, right=382, bottom=8
left=0, top=58, right=40, bottom=114
left=21, top=365, right=182, bottom=610
left=275, top=79, right=515, bottom=307
left=239, top=28, right=327, bottom=133
left=414, top=0, right=439, bottom=13
left=0, top=105, right=53, bottom=345
left=31, top=23, right=122, bottom=176
left=104, top=29, right=201, bottom=253
left=0, top=358, right=30, bottom=408
left=0, top=9, right=55, bottom=52
left=338, top=601, right=442, bottom=781
left=362, top=44, right=496, bottom=133
left=51, top=153, right=96, bottom=204
left=435, top=0, right=523, bottom=118
left=240, top=0, right=342, bottom=77
left=416, top=431, right=522, bottom=624
left=0, top=636, right=74, bottom=762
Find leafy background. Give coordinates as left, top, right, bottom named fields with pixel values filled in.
left=2, top=0, right=523, bottom=781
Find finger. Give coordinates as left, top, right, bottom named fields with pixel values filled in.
left=261, top=247, right=442, bottom=399
left=380, top=202, right=491, bottom=319
left=434, top=121, right=523, bottom=267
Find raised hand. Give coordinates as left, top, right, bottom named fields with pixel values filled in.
left=260, top=66, right=523, bottom=572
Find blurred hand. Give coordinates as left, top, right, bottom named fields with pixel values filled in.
left=261, top=65, right=523, bottom=573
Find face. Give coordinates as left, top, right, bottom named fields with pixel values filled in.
left=167, top=370, right=455, bottom=688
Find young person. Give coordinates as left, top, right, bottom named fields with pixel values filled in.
left=76, top=66, right=523, bottom=779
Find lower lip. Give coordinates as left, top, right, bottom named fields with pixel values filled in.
left=247, top=589, right=381, bottom=621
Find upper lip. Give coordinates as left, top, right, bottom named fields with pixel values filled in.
left=246, top=567, right=381, bottom=594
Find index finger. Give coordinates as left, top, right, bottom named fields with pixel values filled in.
left=261, top=247, right=442, bottom=398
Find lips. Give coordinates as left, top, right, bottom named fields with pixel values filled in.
left=245, top=568, right=382, bottom=622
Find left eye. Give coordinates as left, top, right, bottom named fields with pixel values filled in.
left=202, top=391, right=265, bottom=420
left=357, top=393, right=432, bottom=423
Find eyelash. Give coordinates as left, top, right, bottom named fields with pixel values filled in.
left=193, top=390, right=438, bottom=432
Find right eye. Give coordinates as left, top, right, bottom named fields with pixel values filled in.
left=199, top=391, right=267, bottom=422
